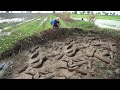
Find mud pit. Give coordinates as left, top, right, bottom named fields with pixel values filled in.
left=0, top=28, right=120, bottom=79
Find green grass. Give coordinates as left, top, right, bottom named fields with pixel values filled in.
left=60, top=19, right=70, bottom=28
left=0, top=23, right=11, bottom=29
left=66, top=20, right=96, bottom=30
left=71, top=14, right=120, bottom=20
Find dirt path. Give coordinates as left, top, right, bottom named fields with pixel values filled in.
left=0, top=28, right=120, bottom=79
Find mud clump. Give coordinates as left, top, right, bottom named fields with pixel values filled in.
left=0, top=28, right=120, bottom=79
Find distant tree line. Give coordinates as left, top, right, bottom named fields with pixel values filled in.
left=72, top=11, right=117, bottom=15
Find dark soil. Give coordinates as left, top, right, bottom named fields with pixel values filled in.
left=0, top=28, right=120, bottom=79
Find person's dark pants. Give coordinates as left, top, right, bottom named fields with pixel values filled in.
left=53, top=25, right=59, bottom=29
left=51, top=24, right=59, bottom=29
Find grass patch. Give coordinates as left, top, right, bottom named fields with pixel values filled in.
left=71, top=14, right=120, bottom=20
left=66, top=20, right=96, bottom=30
left=0, top=23, right=12, bottom=29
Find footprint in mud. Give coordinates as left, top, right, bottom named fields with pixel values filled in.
left=29, top=46, right=39, bottom=54
left=32, top=56, right=48, bottom=68
left=66, top=43, right=73, bottom=50
left=67, top=47, right=80, bottom=57
left=31, top=51, right=39, bottom=59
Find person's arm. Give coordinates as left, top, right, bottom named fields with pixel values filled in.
left=51, top=24, right=54, bottom=29
left=57, top=22, right=60, bottom=29
left=51, top=20, right=55, bottom=29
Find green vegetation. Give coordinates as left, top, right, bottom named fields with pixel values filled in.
left=66, top=20, right=96, bottom=30
left=0, top=14, right=69, bottom=54
left=0, top=15, right=51, bottom=53
left=0, top=14, right=120, bottom=54
left=71, top=14, right=120, bottom=20
left=56, top=13, right=96, bottom=30
left=0, top=23, right=11, bottom=29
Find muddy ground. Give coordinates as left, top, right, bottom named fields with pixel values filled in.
left=0, top=28, right=120, bottom=79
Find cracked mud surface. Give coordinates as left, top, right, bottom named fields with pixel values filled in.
left=0, top=28, right=120, bottom=79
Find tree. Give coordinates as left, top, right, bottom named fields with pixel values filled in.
left=110, top=13, right=112, bottom=15
left=113, top=13, right=115, bottom=15
left=87, top=11, right=90, bottom=15
left=53, top=11, right=55, bottom=13
left=74, top=11, right=77, bottom=14
left=79, top=12, right=82, bottom=14
left=105, top=12, right=109, bottom=15
left=82, top=11, right=85, bottom=14
left=98, top=12, right=101, bottom=15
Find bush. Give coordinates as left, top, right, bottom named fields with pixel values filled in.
left=88, top=15, right=96, bottom=23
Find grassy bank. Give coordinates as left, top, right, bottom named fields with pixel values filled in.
left=71, top=14, right=120, bottom=20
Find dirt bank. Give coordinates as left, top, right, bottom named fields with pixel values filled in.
left=0, top=28, right=120, bottom=79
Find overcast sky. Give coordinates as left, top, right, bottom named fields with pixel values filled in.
left=0, top=11, right=120, bottom=15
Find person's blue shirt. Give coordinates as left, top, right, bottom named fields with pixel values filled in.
left=50, top=19, right=59, bottom=27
